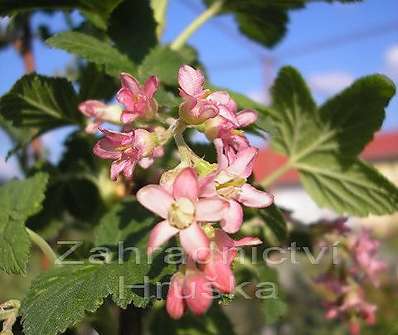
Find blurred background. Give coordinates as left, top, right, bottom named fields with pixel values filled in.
left=1, top=0, right=397, bottom=334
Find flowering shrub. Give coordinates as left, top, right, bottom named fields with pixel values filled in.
left=0, top=1, right=397, bottom=335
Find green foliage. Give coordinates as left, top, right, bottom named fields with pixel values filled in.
left=0, top=74, right=81, bottom=131
left=0, top=0, right=123, bottom=29
left=266, top=66, right=398, bottom=216
left=149, top=304, right=236, bottom=335
left=0, top=173, right=48, bottom=274
left=259, top=203, right=288, bottom=243
left=22, top=200, right=174, bottom=335
left=138, top=46, right=187, bottom=86
left=108, top=0, right=158, bottom=63
left=47, top=31, right=136, bottom=77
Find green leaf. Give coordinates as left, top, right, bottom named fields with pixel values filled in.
left=204, top=0, right=305, bottom=48
left=138, top=46, right=186, bottom=86
left=78, top=63, right=118, bottom=101
left=22, top=200, right=174, bottom=335
left=266, top=66, right=398, bottom=216
left=108, top=0, right=157, bottom=63
left=298, top=156, right=398, bottom=216
left=0, top=0, right=122, bottom=28
left=149, top=304, right=236, bottom=335
left=258, top=203, right=288, bottom=243
left=0, top=74, right=81, bottom=131
left=47, top=32, right=136, bottom=77
left=151, top=0, right=169, bottom=38
left=0, top=173, right=48, bottom=274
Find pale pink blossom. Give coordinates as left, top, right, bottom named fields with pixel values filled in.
left=78, top=100, right=122, bottom=133
left=93, top=127, right=160, bottom=181
left=351, top=230, right=386, bottom=286
left=137, top=168, right=228, bottom=261
left=166, top=259, right=213, bottom=319
left=116, top=73, right=159, bottom=123
left=178, top=65, right=220, bottom=125
left=199, top=140, right=273, bottom=233
left=203, top=229, right=262, bottom=293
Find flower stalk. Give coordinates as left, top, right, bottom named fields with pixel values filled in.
left=170, top=0, right=224, bottom=51
left=26, top=228, right=57, bottom=266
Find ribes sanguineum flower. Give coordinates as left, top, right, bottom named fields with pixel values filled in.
left=350, top=230, right=386, bottom=286
left=166, top=259, right=213, bottom=319
left=116, top=73, right=159, bottom=123
left=199, top=139, right=273, bottom=233
left=78, top=100, right=123, bottom=133
left=93, top=127, right=162, bottom=181
left=137, top=167, right=228, bottom=261
left=203, top=229, right=262, bottom=293
left=178, top=65, right=236, bottom=125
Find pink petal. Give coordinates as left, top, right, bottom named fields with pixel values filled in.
left=183, top=272, right=212, bottom=315
left=238, top=184, right=273, bottom=208
left=166, top=273, right=185, bottom=320
left=198, top=174, right=217, bottom=198
left=204, top=255, right=235, bottom=293
left=196, top=198, right=227, bottom=222
left=234, top=237, right=262, bottom=247
left=138, top=157, right=154, bottom=169
left=178, top=65, right=205, bottom=97
left=147, top=220, right=179, bottom=254
left=137, top=185, right=174, bottom=218
left=227, top=146, right=257, bottom=177
left=85, top=120, right=101, bottom=134
left=143, top=75, right=159, bottom=97
left=98, top=127, right=135, bottom=145
left=121, top=110, right=140, bottom=123
left=180, top=223, right=210, bottom=262
left=172, top=168, right=199, bottom=201
left=78, top=100, right=106, bottom=117
left=120, top=72, right=141, bottom=94
left=220, top=199, right=243, bottom=234
left=110, top=159, right=129, bottom=181
left=121, top=159, right=136, bottom=179
left=214, top=138, right=228, bottom=170
left=237, top=109, right=257, bottom=127
left=93, top=138, right=121, bottom=160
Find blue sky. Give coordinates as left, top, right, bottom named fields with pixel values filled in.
left=1, top=0, right=397, bottom=177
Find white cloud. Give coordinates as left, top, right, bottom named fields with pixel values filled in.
left=384, top=44, right=398, bottom=78
left=308, top=71, right=354, bottom=96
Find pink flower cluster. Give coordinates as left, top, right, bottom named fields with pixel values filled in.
left=82, top=65, right=273, bottom=318
left=315, top=223, right=387, bottom=334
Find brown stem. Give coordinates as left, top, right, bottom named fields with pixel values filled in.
left=119, top=305, right=143, bottom=335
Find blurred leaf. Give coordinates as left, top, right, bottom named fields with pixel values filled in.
left=78, top=63, right=118, bottom=101
left=22, top=200, right=174, bottom=335
left=266, top=66, right=398, bottom=216
left=47, top=31, right=136, bottom=77
left=139, top=46, right=186, bottom=86
left=151, top=0, right=169, bottom=38
left=259, top=203, right=287, bottom=243
left=108, top=0, right=157, bottom=63
left=0, top=74, right=81, bottom=131
left=149, top=304, right=236, bottom=335
left=0, top=173, right=48, bottom=274
left=0, top=0, right=122, bottom=28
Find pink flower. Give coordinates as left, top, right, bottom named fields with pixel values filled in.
left=178, top=65, right=220, bottom=125
left=200, top=140, right=273, bottom=233
left=116, top=73, right=159, bottom=123
left=78, top=100, right=123, bottom=133
left=166, top=259, right=213, bottom=319
left=351, top=230, right=386, bottom=286
left=137, top=168, right=228, bottom=261
left=203, top=229, right=262, bottom=293
left=93, top=127, right=160, bottom=181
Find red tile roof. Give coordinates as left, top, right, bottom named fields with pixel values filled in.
left=253, top=131, right=398, bottom=187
